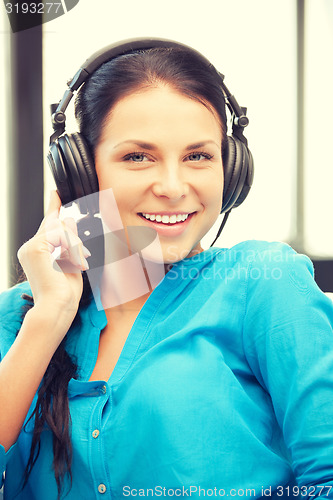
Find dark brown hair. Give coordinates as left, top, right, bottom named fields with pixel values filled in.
left=21, top=46, right=228, bottom=498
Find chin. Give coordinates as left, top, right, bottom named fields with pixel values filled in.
left=161, top=242, right=203, bottom=264
left=138, top=244, right=192, bottom=266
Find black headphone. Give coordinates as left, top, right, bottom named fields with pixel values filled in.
left=47, top=37, right=254, bottom=220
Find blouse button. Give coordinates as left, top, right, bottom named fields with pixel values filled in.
left=101, top=384, right=107, bottom=394
left=98, top=483, right=107, bottom=494
left=92, top=429, right=100, bottom=439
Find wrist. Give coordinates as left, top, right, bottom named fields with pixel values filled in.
left=32, top=294, right=80, bottom=319
left=22, top=302, right=78, bottom=346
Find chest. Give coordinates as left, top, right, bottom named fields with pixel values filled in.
left=88, top=314, right=138, bottom=382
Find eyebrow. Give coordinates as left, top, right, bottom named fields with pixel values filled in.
left=113, top=140, right=220, bottom=151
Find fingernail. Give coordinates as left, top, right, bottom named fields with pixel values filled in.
left=82, top=246, right=91, bottom=258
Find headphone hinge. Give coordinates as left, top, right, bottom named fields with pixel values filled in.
left=67, top=68, right=90, bottom=91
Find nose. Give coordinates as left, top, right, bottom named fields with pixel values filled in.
left=152, top=163, right=189, bottom=202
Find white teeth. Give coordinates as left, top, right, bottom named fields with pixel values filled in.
left=141, top=213, right=191, bottom=224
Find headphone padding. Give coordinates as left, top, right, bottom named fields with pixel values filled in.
left=71, top=132, right=99, bottom=194
left=222, top=136, right=250, bottom=213
left=221, top=136, right=240, bottom=213
left=233, top=148, right=254, bottom=208
left=58, top=135, right=86, bottom=201
left=225, top=141, right=248, bottom=212
left=47, top=142, right=75, bottom=205
left=64, top=133, right=93, bottom=197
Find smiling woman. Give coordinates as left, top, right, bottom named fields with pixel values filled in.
left=0, top=38, right=333, bottom=500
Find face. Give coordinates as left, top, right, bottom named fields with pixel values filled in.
left=95, top=85, right=224, bottom=264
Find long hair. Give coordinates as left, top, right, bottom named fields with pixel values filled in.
left=21, top=46, right=228, bottom=498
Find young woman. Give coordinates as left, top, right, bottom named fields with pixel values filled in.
left=0, top=39, right=333, bottom=500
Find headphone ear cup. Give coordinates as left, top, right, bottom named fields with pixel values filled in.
left=221, top=136, right=253, bottom=213
left=48, top=132, right=99, bottom=214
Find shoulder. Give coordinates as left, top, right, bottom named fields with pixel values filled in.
left=0, top=281, right=32, bottom=334
left=239, top=241, right=333, bottom=334
left=218, top=239, right=314, bottom=281
left=221, top=238, right=308, bottom=263
left=243, top=239, right=314, bottom=290
left=211, top=240, right=323, bottom=315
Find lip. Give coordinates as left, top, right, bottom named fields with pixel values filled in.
left=138, top=212, right=196, bottom=236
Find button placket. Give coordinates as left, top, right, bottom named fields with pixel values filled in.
left=89, top=386, right=110, bottom=497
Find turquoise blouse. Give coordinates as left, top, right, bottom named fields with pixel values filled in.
left=1, top=240, right=333, bottom=499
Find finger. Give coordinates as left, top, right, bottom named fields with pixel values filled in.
left=62, top=218, right=91, bottom=258
left=59, top=221, right=89, bottom=270
left=40, top=219, right=82, bottom=258
left=44, top=190, right=62, bottom=219
left=63, top=217, right=78, bottom=236
left=38, top=191, right=63, bottom=234
left=39, top=218, right=90, bottom=262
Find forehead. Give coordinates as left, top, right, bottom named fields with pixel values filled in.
left=98, top=85, right=222, bottom=146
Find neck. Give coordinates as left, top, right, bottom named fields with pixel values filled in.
left=98, top=230, right=167, bottom=314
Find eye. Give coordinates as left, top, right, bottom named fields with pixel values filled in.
left=186, top=152, right=213, bottom=162
left=123, top=152, right=151, bottom=162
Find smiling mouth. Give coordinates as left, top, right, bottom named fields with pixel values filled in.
left=138, top=212, right=196, bottom=224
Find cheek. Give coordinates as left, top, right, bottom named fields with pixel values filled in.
left=200, top=170, right=224, bottom=213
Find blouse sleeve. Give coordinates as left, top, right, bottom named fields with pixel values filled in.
left=0, top=282, right=32, bottom=489
left=242, top=242, right=333, bottom=498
